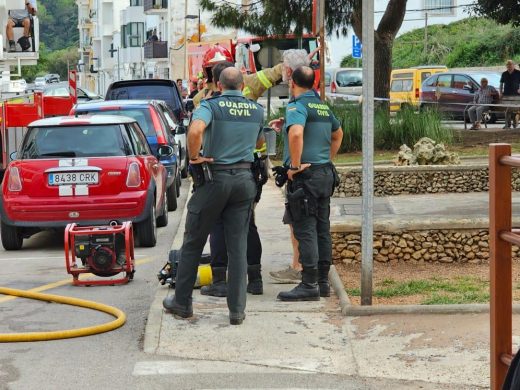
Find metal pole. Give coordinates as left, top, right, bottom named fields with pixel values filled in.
left=117, top=49, right=121, bottom=81
left=198, top=8, right=201, bottom=42
left=184, top=0, right=189, bottom=79
left=424, top=12, right=428, bottom=58
left=318, top=0, right=325, bottom=101
left=267, top=46, right=272, bottom=117
left=361, top=0, right=374, bottom=305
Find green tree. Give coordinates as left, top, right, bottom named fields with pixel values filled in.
left=340, top=55, right=362, bottom=67
left=474, top=1, right=520, bottom=26
left=38, top=0, right=79, bottom=51
left=199, top=0, right=408, bottom=100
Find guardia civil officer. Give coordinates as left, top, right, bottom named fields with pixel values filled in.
left=163, top=67, right=265, bottom=325
left=277, top=66, right=343, bottom=301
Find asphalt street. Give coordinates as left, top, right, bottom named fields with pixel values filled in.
left=0, top=184, right=194, bottom=390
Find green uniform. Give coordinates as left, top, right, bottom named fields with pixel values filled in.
left=173, top=90, right=264, bottom=315
left=283, top=91, right=341, bottom=271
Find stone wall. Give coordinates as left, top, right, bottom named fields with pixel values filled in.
left=334, top=165, right=520, bottom=198
left=331, top=220, right=520, bottom=265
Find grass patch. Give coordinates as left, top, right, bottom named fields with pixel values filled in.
left=345, top=276, right=489, bottom=304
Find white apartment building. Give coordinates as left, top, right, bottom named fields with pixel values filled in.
left=330, top=0, right=476, bottom=66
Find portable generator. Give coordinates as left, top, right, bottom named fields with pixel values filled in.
left=65, top=222, right=135, bottom=286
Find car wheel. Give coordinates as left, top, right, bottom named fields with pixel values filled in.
left=167, top=180, right=178, bottom=211
left=1, top=220, right=23, bottom=250
left=137, top=202, right=157, bottom=247
left=175, top=172, right=181, bottom=197
left=157, top=191, right=169, bottom=228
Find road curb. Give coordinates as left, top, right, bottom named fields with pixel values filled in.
left=329, top=262, right=520, bottom=317
left=143, top=183, right=192, bottom=355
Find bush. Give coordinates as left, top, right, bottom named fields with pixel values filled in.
left=331, top=104, right=454, bottom=153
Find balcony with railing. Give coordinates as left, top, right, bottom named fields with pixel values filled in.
left=144, top=40, right=168, bottom=59
left=144, top=0, right=168, bottom=13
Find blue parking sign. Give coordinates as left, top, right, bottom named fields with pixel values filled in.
left=352, top=35, right=362, bottom=59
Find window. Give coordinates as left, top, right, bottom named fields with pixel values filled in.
left=423, top=0, right=455, bottom=15
left=391, top=79, right=413, bottom=92
left=21, top=126, right=127, bottom=159
left=130, top=0, right=142, bottom=5
left=453, top=75, right=471, bottom=90
left=424, top=75, right=438, bottom=87
left=127, top=124, right=151, bottom=156
left=121, top=22, right=144, bottom=48
left=436, top=74, right=452, bottom=88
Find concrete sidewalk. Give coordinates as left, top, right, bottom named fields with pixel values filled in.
left=144, top=182, right=505, bottom=389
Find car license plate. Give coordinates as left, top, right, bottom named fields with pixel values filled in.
left=48, top=172, right=99, bottom=186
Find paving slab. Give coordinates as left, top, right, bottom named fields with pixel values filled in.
left=144, top=181, right=503, bottom=388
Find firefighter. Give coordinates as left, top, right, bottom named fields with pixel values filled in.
left=193, top=46, right=316, bottom=109
left=192, top=44, right=235, bottom=107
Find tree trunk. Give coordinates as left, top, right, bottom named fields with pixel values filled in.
left=374, top=32, right=393, bottom=102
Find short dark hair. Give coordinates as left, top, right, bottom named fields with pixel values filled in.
left=176, top=78, right=182, bottom=83
left=291, top=66, right=315, bottom=89
left=212, top=61, right=234, bottom=85
left=219, top=67, right=243, bottom=90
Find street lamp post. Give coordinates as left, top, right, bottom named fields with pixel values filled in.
left=186, top=10, right=201, bottom=42
left=185, top=9, right=201, bottom=81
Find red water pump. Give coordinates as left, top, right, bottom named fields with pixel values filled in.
left=65, top=222, right=135, bottom=286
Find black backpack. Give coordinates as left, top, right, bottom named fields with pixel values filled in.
left=17, top=36, right=30, bottom=51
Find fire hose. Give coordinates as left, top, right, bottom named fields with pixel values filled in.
left=0, top=286, right=126, bottom=342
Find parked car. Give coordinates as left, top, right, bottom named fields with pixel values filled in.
left=389, top=66, right=447, bottom=112
left=325, top=67, right=363, bottom=96
left=420, top=70, right=503, bottom=121
left=34, top=74, right=60, bottom=87
left=0, top=115, right=171, bottom=250
left=43, top=83, right=104, bottom=103
left=70, top=100, right=181, bottom=211
left=105, top=79, right=189, bottom=177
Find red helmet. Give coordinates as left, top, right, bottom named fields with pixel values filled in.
left=202, top=45, right=234, bottom=68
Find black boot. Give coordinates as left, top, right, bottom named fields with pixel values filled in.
left=247, top=264, right=263, bottom=295
left=229, top=312, right=246, bottom=325
left=318, top=263, right=331, bottom=297
left=277, top=268, right=320, bottom=301
left=200, top=267, right=227, bottom=297
left=163, top=295, right=193, bottom=318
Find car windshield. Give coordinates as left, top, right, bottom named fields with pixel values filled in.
left=336, top=70, right=362, bottom=87
left=35, top=77, right=45, bottom=82
left=44, top=87, right=69, bottom=97
left=107, top=85, right=180, bottom=113
left=20, top=125, right=129, bottom=159
left=75, top=108, right=154, bottom=137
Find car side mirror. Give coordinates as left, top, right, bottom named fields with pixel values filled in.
left=176, top=125, right=187, bottom=135
left=9, top=151, right=17, bottom=161
left=463, top=85, right=473, bottom=92
left=157, top=145, right=174, bottom=158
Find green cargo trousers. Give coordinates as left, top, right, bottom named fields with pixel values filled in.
left=174, top=168, right=257, bottom=314
left=288, top=165, right=335, bottom=270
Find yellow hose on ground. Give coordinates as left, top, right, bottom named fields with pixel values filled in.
left=0, top=287, right=126, bottom=342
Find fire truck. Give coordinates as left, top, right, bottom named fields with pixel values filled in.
left=187, top=34, right=319, bottom=97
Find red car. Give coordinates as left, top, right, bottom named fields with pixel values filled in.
left=0, top=115, right=171, bottom=250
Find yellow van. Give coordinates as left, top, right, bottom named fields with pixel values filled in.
left=389, top=66, right=447, bottom=112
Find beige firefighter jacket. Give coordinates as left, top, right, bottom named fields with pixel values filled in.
left=192, top=63, right=284, bottom=107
